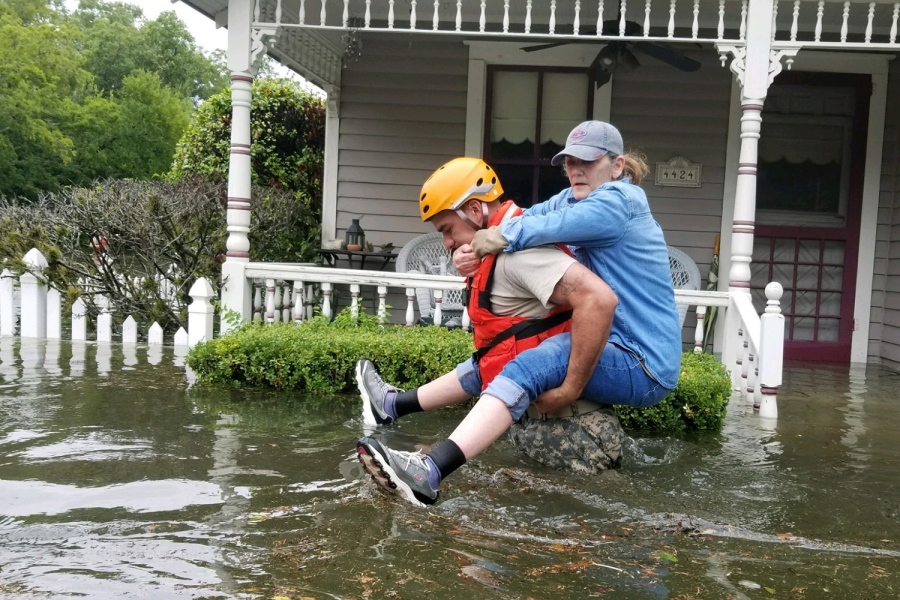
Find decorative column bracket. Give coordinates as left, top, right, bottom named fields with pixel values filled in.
left=250, top=25, right=280, bottom=71
left=716, top=43, right=801, bottom=88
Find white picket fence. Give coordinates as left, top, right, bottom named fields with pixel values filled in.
left=0, top=248, right=215, bottom=349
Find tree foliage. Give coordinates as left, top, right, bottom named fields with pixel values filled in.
left=0, top=177, right=320, bottom=333
left=0, top=0, right=227, bottom=198
left=170, top=79, right=327, bottom=223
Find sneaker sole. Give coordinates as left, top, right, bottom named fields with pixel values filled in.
left=356, top=440, right=428, bottom=507
left=356, top=361, right=383, bottom=427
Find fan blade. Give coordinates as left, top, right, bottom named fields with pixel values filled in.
left=631, top=41, right=701, bottom=71
left=521, top=41, right=573, bottom=52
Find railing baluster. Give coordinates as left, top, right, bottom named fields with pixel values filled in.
left=366, top=0, right=371, bottom=27
left=717, top=0, right=724, bottom=39
left=406, top=288, right=415, bottom=326
left=282, top=282, right=291, bottom=322
left=389, top=0, right=395, bottom=28
left=740, top=0, right=747, bottom=40
left=694, top=305, right=706, bottom=353
left=293, top=281, right=304, bottom=323
left=433, top=0, right=440, bottom=30
left=343, top=0, right=349, bottom=27
left=462, top=308, right=471, bottom=331
left=668, top=0, right=676, bottom=38
left=597, top=0, right=605, bottom=36
left=741, top=331, right=751, bottom=399
left=644, top=0, right=651, bottom=36
left=790, top=0, right=799, bottom=41
left=692, top=0, right=699, bottom=39
left=274, top=281, right=283, bottom=323
left=574, top=0, right=581, bottom=35
left=378, top=286, right=388, bottom=324
left=771, top=0, right=778, bottom=41
left=299, top=0, right=305, bottom=24
left=253, top=285, right=262, bottom=322
left=322, top=282, right=333, bottom=319
left=265, top=279, right=276, bottom=323
left=841, top=1, right=850, bottom=43
left=892, top=3, right=900, bottom=44
left=456, top=0, right=462, bottom=31
left=619, top=0, right=627, bottom=35
left=550, top=0, right=557, bottom=35
left=320, top=0, right=327, bottom=26
left=503, top=0, right=510, bottom=33
left=350, top=284, right=360, bottom=319
left=433, top=289, right=443, bottom=326
left=865, top=2, right=875, bottom=43
left=254, top=0, right=260, bottom=21
left=480, top=0, right=486, bottom=32
left=526, top=0, right=532, bottom=34
left=815, top=0, right=824, bottom=41
left=410, top=0, right=417, bottom=29
left=275, top=0, right=282, bottom=23
left=747, top=352, right=757, bottom=406
left=305, top=284, right=315, bottom=320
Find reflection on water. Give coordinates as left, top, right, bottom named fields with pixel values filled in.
left=1, top=340, right=899, bottom=599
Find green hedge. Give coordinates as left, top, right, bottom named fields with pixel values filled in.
left=187, top=310, right=733, bottom=432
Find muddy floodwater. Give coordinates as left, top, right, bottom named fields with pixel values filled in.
left=1, top=338, right=899, bottom=599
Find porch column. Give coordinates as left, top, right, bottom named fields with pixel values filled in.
left=221, top=0, right=254, bottom=332
left=720, top=0, right=776, bottom=381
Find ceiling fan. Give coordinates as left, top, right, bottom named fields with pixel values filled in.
left=522, top=19, right=702, bottom=88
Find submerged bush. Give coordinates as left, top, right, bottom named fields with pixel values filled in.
left=187, top=313, right=733, bottom=432
left=186, top=310, right=475, bottom=393
left=615, top=351, right=732, bottom=433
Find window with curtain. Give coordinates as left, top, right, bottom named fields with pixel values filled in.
left=484, top=67, right=592, bottom=208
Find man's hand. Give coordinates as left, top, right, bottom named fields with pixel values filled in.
left=472, top=226, right=509, bottom=257
left=453, top=244, right=480, bottom=277
left=532, top=384, right=580, bottom=416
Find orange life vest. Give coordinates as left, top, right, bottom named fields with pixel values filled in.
left=468, top=200, right=573, bottom=390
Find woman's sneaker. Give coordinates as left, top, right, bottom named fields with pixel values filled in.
left=356, top=437, right=439, bottom=506
left=356, top=359, right=399, bottom=426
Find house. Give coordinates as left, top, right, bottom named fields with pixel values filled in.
left=180, top=0, right=900, bottom=409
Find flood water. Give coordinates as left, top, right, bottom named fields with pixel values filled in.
left=1, top=338, right=899, bottom=599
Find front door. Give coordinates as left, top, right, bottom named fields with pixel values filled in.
left=751, top=72, right=871, bottom=362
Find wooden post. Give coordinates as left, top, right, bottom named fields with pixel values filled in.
left=188, top=277, right=216, bottom=347
left=758, top=282, right=784, bottom=420
left=96, top=296, right=112, bottom=343
left=148, top=322, right=164, bottom=345
left=20, top=248, right=49, bottom=338
left=123, top=315, right=138, bottom=344
left=47, top=288, right=61, bottom=339
left=72, top=298, right=87, bottom=341
left=0, top=269, right=14, bottom=336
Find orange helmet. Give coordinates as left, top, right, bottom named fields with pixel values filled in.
left=418, top=157, right=504, bottom=222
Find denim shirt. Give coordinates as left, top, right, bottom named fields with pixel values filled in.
left=501, top=180, right=682, bottom=389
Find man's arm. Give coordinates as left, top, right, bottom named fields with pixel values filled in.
left=533, top=262, right=618, bottom=414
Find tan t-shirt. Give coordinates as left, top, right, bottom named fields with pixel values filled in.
left=488, top=246, right=577, bottom=318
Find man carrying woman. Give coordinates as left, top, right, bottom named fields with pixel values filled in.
left=356, top=121, right=682, bottom=506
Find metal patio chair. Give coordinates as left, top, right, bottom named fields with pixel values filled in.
left=395, top=232, right=466, bottom=326
left=668, top=245, right=702, bottom=326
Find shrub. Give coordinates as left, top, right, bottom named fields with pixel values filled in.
left=188, top=316, right=733, bottom=432
left=186, top=310, right=475, bottom=393
left=615, top=351, right=733, bottom=433
left=0, top=176, right=318, bottom=333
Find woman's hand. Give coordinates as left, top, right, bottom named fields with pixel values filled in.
left=453, top=244, right=480, bottom=277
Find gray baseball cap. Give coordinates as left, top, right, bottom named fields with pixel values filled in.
left=551, top=120, right=624, bottom=166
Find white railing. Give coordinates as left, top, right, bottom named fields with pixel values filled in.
left=227, top=262, right=784, bottom=418
left=243, top=263, right=470, bottom=328
left=255, top=0, right=900, bottom=47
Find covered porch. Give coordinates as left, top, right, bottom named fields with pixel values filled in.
left=182, top=0, right=900, bottom=420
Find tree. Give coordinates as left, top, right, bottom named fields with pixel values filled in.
left=0, top=6, right=91, bottom=197
left=170, top=79, right=326, bottom=262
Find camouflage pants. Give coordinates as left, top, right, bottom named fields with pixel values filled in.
left=508, top=405, right=626, bottom=474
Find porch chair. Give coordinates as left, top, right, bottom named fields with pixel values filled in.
left=667, top=246, right=702, bottom=326
left=395, top=232, right=466, bottom=325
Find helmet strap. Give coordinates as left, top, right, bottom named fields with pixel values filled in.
left=455, top=202, right=490, bottom=231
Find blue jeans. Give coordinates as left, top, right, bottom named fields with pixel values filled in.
left=456, top=333, right=672, bottom=421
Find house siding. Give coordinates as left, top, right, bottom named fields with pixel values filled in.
left=875, top=60, right=900, bottom=369
left=336, top=35, right=469, bottom=250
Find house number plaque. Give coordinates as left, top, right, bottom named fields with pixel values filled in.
left=655, top=156, right=702, bottom=188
